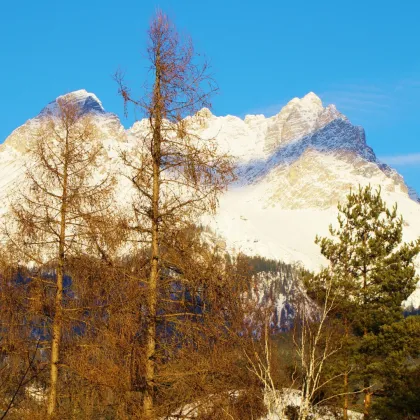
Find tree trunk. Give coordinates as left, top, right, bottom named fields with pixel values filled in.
left=363, top=376, right=373, bottom=420
left=143, top=181, right=159, bottom=417
left=343, top=319, right=349, bottom=420
left=47, top=137, right=69, bottom=417
left=47, top=267, right=64, bottom=417
left=143, top=54, right=162, bottom=418
left=299, top=388, right=311, bottom=420
left=343, top=370, right=349, bottom=420
left=362, top=237, right=371, bottom=420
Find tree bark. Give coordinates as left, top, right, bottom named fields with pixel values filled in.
left=363, top=378, right=372, bottom=420
left=362, top=233, right=371, bottom=420
left=343, top=319, right=349, bottom=420
left=143, top=49, right=162, bottom=419
left=143, top=166, right=159, bottom=418
left=343, top=370, right=349, bottom=420
left=47, top=134, right=69, bottom=417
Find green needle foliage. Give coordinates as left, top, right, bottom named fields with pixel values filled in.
left=309, top=185, right=420, bottom=419
left=317, top=185, right=419, bottom=334
left=372, top=316, right=420, bottom=419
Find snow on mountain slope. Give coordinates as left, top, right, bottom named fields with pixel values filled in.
left=40, top=89, right=105, bottom=116
left=195, top=93, right=420, bottom=307
left=1, top=90, right=420, bottom=307
left=0, top=90, right=126, bottom=214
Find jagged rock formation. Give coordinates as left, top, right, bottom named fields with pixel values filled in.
left=1, top=90, right=420, bottom=309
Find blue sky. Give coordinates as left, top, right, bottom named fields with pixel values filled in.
left=1, top=0, right=419, bottom=191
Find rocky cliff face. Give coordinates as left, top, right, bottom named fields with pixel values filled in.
left=193, top=93, right=420, bottom=306
left=1, top=90, right=420, bottom=308
left=192, top=92, right=410, bottom=209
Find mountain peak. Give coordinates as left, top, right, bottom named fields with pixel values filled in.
left=196, top=107, right=213, bottom=119
left=274, top=92, right=323, bottom=120
left=282, top=92, right=323, bottom=109
left=40, top=89, right=105, bottom=116
left=301, top=92, right=323, bottom=107
left=263, top=92, right=327, bottom=150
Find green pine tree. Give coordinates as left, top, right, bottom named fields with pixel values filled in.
left=372, top=316, right=420, bottom=419
left=312, top=185, right=420, bottom=419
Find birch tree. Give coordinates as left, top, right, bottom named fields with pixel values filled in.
left=293, top=273, right=345, bottom=420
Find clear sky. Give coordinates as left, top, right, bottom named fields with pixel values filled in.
left=1, top=0, right=419, bottom=191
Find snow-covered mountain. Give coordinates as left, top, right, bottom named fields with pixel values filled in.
left=197, top=93, right=420, bottom=307
left=1, top=89, right=420, bottom=308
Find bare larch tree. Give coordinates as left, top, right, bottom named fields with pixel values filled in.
left=116, top=10, right=235, bottom=418
left=4, top=95, right=115, bottom=417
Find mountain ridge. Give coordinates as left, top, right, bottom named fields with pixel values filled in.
left=1, top=89, right=420, bottom=307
